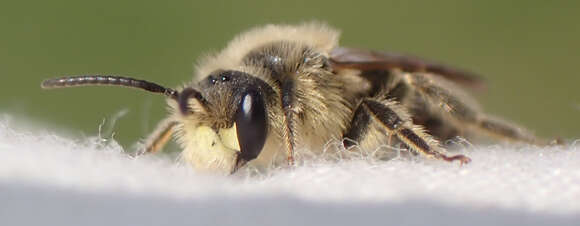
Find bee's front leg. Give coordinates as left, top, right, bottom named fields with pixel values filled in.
left=136, top=117, right=178, bottom=155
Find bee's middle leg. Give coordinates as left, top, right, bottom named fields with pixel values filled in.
left=343, top=99, right=471, bottom=164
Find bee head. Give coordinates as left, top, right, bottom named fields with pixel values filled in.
left=177, top=70, right=273, bottom=174
left=41, top=71, right=273, bottom=174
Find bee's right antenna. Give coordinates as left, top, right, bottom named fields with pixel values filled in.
left=41, top=75, right=178, bottom=100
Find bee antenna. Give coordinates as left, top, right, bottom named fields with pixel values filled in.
left=41, top=75, right=178, bottom=99
left=178, top=87, right=209, bottom=115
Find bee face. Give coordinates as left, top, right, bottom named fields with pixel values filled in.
left=177, top=70, right=273, bottom=174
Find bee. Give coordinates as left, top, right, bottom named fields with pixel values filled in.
left=41, top=22, right=544, bottom=174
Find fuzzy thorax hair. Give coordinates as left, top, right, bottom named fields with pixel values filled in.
left=194, top=22, right=340, bottom=79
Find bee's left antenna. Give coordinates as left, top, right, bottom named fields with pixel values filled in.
left=41, top=75, right=178, bottom=100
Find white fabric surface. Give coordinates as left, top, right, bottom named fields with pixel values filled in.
left=0, top=120, right=579, bottom=226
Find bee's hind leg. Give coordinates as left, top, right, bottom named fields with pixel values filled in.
left=401, top=72, right=545, bottom=145
left=343, top=99, right=471, bottom=164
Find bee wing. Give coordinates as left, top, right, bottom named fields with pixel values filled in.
left=329, top=47, right=486, bottom=91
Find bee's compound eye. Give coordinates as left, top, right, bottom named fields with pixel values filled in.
left=235, top=90, right=267, bottom=162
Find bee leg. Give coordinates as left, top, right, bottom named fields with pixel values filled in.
left=477, top=117, right=548, bottom=145
left=344, top=99, right=471, bottom=164
left=402, top=72, right=542, bottom=145
left=136, top=117, right=178, bottom=155
left=281, top=81, right=297, bottom=166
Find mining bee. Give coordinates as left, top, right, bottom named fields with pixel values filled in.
left=42, top=22, right=545, bottom=174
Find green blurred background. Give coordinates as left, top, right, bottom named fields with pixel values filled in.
left=1, top=0, right=578, bottom=149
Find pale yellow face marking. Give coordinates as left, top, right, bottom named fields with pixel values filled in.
left=218, top=124, right=241, bottom=151
left=181, top=124, right=241, bottom=174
